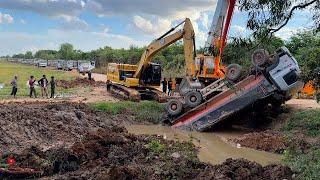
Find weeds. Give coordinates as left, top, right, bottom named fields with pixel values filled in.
left=145, top=140, right=165, bottom=155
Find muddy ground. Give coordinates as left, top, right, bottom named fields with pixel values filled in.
left=228, top=99, right=320, bottom=153
left=0, top=102, right=294, bottom=179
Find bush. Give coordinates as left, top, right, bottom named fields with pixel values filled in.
left=283, top=110, right=320, bottom=137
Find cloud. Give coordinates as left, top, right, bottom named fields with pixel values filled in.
left=231, top=25, right=246, bottom=33
left=132, top=15, right=172, bottom=35
left=86, top=0, right=216, bottom=20
left=20, top=19, right=26, bottom=24
left=275, top=27, right=304, bottom=40
left=0, top=0, right=84, bottom=19
left=200, top=13, right=210, bottom=30
left=58, top=17, right=89, bottom=31
left=0, top=29, right=147, bottom=56
left=0, top=12, right=14, bottom=24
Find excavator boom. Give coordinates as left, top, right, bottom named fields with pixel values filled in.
left=134, top=18, right=195, bottom=78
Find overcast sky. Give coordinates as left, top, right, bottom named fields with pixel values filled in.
left=0, top=0, right=314, bottom=56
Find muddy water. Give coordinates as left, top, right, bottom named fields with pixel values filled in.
left=126, top=125, right=281, bottom=166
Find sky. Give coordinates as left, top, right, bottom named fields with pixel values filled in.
left=0, top=0, right=314, bottom=56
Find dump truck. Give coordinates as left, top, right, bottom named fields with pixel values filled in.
left=166, top=47, right=303, bottom=131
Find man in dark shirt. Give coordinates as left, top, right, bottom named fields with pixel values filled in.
left=10, top=75, right=18, bottom=98
left=38, top=75, right=49, bottom=98
left=161, top=78, right=167, bottom=93
left=50, top=76, right=56, bottom=98
left=29, top=76, right=37, bottom=98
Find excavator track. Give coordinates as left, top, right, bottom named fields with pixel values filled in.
left=107, top=83, right=167, bottom=102
left=107, top=83, right=141, bottom=102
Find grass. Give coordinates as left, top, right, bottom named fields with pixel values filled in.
left=89, top=101, right=165, bottom=124
left=283, top=147, right=320, bottom=180
left=282, top=109, right=320, bottom=179
left=0, top=60, right=77, bottom=98
left=283, top=109, right=320, bottom=137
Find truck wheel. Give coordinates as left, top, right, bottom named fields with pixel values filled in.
left=252, top=49, right=269, bottom=69
left=184, top=91, right=203, bottom=108
left=226, top=64, right=242, bottom=82
left=166, top=99, right=183, bottom=116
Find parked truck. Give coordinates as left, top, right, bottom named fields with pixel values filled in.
left=78, top=61, right=95, bottom=74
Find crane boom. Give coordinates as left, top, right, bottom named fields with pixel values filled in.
left=204, top=0, right=236, bottom=77
left=134, top=18, right=195, bottom=78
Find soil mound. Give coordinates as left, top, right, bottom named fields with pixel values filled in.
left=0, top=102, right=111, bottom=153
left=57, top=78, right=105, bottom=89
left=232, top=131, right=287, bottom=153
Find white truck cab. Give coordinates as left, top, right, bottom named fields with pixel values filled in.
left=268, top=47, right=303, bottom=92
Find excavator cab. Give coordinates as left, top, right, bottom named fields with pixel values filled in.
left=141, top=63, right=161, bottom=86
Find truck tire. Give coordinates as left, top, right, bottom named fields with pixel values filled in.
left=226, top=64, right=242, bottom=82
left=252, top=49, right=269, bottom=69
left=166, top=99, right=183, bottom=116
left=184, top=91, right=203, bottom=108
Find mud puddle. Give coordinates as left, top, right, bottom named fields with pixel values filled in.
left=126, top=125, right=280, bottom=166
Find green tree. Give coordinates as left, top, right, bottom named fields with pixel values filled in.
left=59, top=43, right=74, bottom=60
left=24, top=51, right=33, bottom=59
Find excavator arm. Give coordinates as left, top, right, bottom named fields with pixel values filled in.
left=133, top=18, right=196, bottom=78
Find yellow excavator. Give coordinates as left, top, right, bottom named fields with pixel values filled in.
left=107, top=18, right=219, bottom=101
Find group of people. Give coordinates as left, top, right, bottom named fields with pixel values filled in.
left=161, top=78, right=173, bottom=95
left=10, top=75, right=56, bottom=99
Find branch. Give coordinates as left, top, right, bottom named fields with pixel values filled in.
left=269, top=0, right=318, bottom=34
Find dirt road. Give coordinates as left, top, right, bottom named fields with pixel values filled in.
left=80, top=73, right=107, bottom=82
left=92, top=73, right=107, bottom=82
left=286, top=98, right=320, bottom=109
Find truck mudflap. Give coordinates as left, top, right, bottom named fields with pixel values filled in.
left=172, top=75, right=276, bottom=131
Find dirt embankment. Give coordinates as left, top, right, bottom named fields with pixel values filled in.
left=56, top=77, right=105, bottom=89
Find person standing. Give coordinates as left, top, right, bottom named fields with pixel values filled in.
left=29, top=76, right=37, bottom=98
left=161, top=78, right=167, bottom=94
left=50, top=76, right=56, bottom=98
left=168, top=78, right=173, bottom=96
left=38, top=75, right=48, bottom=98
left=10, top=75, right=18, bottom=98
left=88, top=71, right=92, bottom=80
